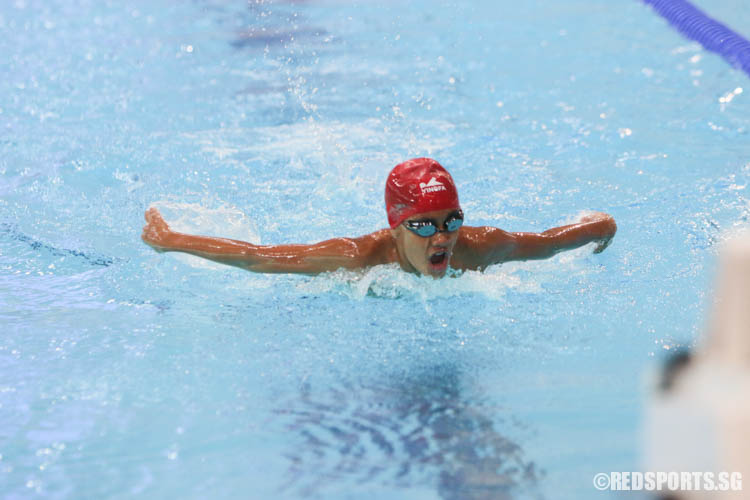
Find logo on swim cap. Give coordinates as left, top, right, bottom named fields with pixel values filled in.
left=419, top=177, right=447, bottom=194
left=384, top=158, right=461, bottom=229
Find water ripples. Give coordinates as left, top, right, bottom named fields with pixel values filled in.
left=274, top=369, right=540, bottom=499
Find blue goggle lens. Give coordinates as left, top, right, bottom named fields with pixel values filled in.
left=406, top=213, right=463, bottom=237
left=445, top=217, right=463, bottom=232
left=414, top=224, right=438, bottom=237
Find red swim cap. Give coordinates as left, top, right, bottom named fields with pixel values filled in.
left=384, top=158, right=461, bottom=229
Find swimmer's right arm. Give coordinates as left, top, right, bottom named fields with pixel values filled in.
left=141, top=207, right=385, bottom=274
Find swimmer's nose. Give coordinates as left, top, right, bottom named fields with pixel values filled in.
left=431, top=231, right=451, bottom=245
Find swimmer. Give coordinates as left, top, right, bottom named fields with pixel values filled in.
left=141, top=158, right=617, bottom=278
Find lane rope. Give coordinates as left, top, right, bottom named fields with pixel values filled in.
left=644, top=0, right=750, bottom=77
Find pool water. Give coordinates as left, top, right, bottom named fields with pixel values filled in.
left=2, top=0, right=750, bottom=498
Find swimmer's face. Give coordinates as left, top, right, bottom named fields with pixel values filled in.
left=391, top=208, right=461, bottom=278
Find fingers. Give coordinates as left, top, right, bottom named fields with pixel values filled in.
left=145, top=206, right=161, bottom=222
left=580, top=212, right=606, bottom=224
left=141, top=223, right=154, bottom=243
left=144, top=207, right=169, bottom=230
left=142, top=207, right=171, bottom=250
left=593, top=237, right=612, bottom=254
left=143, top=208, right=158, bottom=241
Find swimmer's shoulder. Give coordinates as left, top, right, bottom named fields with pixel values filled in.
left=452, top=226, right=516, bottom=270
left=354, top=229, right=398, bottom=266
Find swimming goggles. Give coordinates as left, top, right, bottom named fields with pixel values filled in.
left=403, top=211, right=464, bottom=237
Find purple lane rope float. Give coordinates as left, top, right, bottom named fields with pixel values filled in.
left=643, top=0, right=750, bottom=77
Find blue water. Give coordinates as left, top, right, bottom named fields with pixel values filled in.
left=2, top=0, right=750, bottom=498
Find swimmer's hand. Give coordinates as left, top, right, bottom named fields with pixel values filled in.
left=139, top=206, right=387, bottom=274
left=141, top=207, right=173, bottom=253
left=579, top=212, right=616, bottom=253
left=593, top=236, right=613, bottom=254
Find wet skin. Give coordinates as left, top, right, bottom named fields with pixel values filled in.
left=390, top=208, right=460, bottom=278
left=142, top=207, right=617, bottom=277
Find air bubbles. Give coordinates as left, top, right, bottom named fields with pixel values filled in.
left=719, top=87, right=743, bottom=105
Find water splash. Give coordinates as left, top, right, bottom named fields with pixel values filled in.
left=296, top=244, right=597, bottom=301
left=150, top=201, right=261, bottom=270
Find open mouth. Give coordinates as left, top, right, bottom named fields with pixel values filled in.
left=429, top=251, right=447, bottom=266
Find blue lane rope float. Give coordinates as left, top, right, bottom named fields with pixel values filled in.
left=643, top=0, right=750, bottom=77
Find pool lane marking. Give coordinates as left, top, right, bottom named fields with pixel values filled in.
left=643, top=0, right=750, bottom=78
left=0, top=222, right=120, bottom=267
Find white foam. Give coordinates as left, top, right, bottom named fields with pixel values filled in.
left=295, top=244, right=595, bottom=301
left=183, top=119, right=454, bottom=157
left=180, top=119, right=455, bottom=217
left=151, top=201, right=260, bottom=270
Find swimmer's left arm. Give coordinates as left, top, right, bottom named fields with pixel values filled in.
left=468, top=212, right=617, bottom=266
